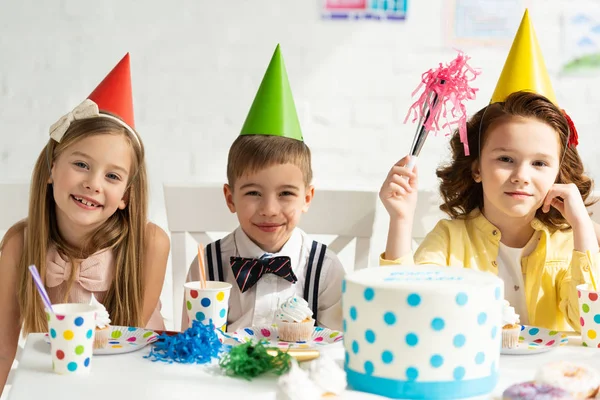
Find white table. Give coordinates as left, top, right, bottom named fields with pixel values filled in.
left=7, top=334, right=600, bottom=400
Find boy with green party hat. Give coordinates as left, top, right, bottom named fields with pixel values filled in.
left=185, top=45, right=344, bottom=333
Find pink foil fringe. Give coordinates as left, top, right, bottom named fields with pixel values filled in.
left=404, top=51, right=480, bottom=155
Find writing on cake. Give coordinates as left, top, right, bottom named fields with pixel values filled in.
left=384, top=271, right=465, bottom=281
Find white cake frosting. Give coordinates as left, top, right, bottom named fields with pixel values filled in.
left=89, top=293, right=110, bottom=329
left=535, top=361, right=600, bottom=398
left=276, top=295, right=313, bottom=323
left=343, top=265, right=503, bottom=399
left=502, top=300, right=520, bottom=325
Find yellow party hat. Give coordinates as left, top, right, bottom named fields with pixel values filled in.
left=491, top=9, right=557, bottom=105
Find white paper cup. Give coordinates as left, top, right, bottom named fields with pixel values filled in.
left=184, top=281, right=232, bottom=331
left=47, top=303, right=97, bottom=375
left=577, top=283, right=600, bottom=347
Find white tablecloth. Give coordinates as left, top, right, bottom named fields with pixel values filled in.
left=7, top=334, right=600, bottom=400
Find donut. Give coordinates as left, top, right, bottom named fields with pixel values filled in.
left=502, top=382, right=571, bottom=399
left=535, top=361, right=600, bottom=398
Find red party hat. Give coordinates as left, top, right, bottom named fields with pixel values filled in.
left=88, top=53, right=135, bottom=129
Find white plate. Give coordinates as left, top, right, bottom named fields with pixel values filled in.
left=230, top=325, right=343, bottom=349
left=45, top=325, right=158, bottom=355
left=501, top=342, right=555, bottom=355
left=501, top=325, right=568, bottom=355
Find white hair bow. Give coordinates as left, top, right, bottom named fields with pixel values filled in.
left=49, top=99, right=100, bottom=142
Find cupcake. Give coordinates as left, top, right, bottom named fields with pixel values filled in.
left=502, top=300, right=521, bottom=349
left=90, top=294, right=111, bottom=349
left=275, top=295, right=315, bottom=342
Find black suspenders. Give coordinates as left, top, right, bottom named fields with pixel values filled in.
left=303, top=241, right=328, bottom=324
left=206, top=239, right=327, bottom=323
left=206, top=240, right=224, bottom=282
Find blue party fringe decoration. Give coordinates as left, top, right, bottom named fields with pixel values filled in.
left=145, top=320, right=223, bottom=364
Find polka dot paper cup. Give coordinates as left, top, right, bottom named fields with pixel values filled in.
left=184, top=281, right=231, bottom=331
left=47, top=303, right=96, bottom=375
left=577, top=283, right=600, bottom=347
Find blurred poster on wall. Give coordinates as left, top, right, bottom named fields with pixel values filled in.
left=321, top=0, right=408, bottom=21
left=561, top=1, right=600, bottom=75
left=445, top=0, right=526, bottom=46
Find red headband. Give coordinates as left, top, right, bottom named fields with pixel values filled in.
left=563, top=110, right=578, bottom=147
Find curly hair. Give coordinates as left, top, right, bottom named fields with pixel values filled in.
left=436, top=91, right=593, bottom=230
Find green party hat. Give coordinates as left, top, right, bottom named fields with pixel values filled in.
left=240, top=44, right=303, bottom=141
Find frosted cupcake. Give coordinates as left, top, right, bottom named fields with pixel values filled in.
left=502, top=300, right=521, bottom=349
left=275, top=295, right=315, bottom=342
left=90, top=294, right=111, bottom=349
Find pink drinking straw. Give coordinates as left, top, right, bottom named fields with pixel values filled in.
left=28, top=265, right=55, bottom=314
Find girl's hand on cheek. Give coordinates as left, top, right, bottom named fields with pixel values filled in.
left=542, top=183, right=590, bottom=228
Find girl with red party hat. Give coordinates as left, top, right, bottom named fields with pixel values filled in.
left=0, top=54, right=169, bottom=392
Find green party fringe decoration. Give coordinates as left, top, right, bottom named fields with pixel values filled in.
left=219, top=340, right=292, bottom=380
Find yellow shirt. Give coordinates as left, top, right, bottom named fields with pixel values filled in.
left=380, top=210, right=599, bottom=332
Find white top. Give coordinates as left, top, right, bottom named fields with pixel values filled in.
left=186, top=227, right=344, bottom=332
left=496, top=232, right=539, bottom=325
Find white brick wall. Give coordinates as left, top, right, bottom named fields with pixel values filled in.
left=1, top=0, right=599, bottom=332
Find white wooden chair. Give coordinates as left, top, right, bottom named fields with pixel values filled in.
left=0, top=183, right=30, bottom=399
left=0, top=183, right=29, bottom=238
left=163, top=184, right=379, bottom=331
left=412, top=189, right=446, bottom=248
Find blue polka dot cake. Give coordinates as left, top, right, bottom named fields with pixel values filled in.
left=343, top=265, right=503, bottom=399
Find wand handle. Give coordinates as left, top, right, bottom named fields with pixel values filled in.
left=408, top=79, right=446, bottom=161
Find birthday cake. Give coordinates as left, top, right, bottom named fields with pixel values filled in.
left=343, top=265, right=503, bottom=399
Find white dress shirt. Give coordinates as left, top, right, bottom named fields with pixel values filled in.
left=186, top=227, right=345, bottom=333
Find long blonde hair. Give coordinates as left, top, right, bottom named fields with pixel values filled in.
left=11, top=116, right=148, bottom=334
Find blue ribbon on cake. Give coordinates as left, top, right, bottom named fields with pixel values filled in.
left=346, top=368, right=498, bottom=399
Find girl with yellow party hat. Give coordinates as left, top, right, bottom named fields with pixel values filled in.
left=379, top=9, right=597, bottom=332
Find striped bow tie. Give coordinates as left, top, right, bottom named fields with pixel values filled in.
left=230, top=256, right=297, bottom=293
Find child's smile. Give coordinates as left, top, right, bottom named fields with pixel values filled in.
left=254, top=222, right=285, bottom=233
left=476, top=116, right=561, bottom=227
left=504, top=190, right=533, bottom=200
left=50, top=133, right=132, bottom=246
left=71, top=194, right=103, bottom=209
left=504, top=191, right=533, bottom=200
left=225, top=163, right=314, bottom=253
